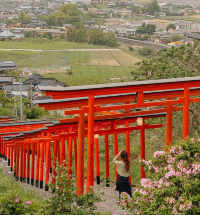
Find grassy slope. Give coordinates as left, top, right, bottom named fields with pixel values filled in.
left=0, top=170, right=44, bottom=208
left=42, top=65, right=135, bottom=86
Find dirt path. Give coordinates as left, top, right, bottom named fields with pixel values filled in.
left=0, top=48, right=120, bottom=52
left=0, top=158, right=133, bottom=215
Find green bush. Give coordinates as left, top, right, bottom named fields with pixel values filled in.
left=129, top=46, right=134, bottom=51
left=40, top=161, right=102, bottom=215
left=138, top=47, right=155, bottom=56
left=142, top=34, right=150, bottom=41
left=0, top=170, right=43, bottom=215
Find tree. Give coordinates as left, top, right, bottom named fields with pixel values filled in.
left=43, top=32, right=53, bottom=40
left=145, top=0, right=160, bottom=15
left=136, top=24, right=156, bottom=35
left=75, top=28, right=86, bottom=43
left=18, top=12, right=31, bottom=24
left=138, top=47, right=155, bottom=56
left=166, top=23, right=176, bottom=31
left=44, top=3, right=82, bottom=26
left=142, top=34, right=150, bottom=40
left=135, top=42, right=200, bottom=80
left=165, top=35, right=181, bottom=44
left=24, top=30, right=39, bottom=38
left=145, top=24, right=156, bottom=35
left=0, top=91, right=10, bottom=106
left=104, top=32, right=118, bottom=47
left=89, top=28, right=104, bottom=45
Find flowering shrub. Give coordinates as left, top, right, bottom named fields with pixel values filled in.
left=0, top=193, right=35, bottom=214
left=118, top=192, right=132, bottom=209
left=119, top=139, right=200, bottom=214
left=40, top=161, right=103, bottom=215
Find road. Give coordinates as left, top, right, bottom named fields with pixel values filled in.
left=0, top=48, right=120, bottom=52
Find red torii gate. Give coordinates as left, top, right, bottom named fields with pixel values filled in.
left=2, top=113, right=164, bottom=192
left=35, top=77, right=200, bottom=195
left=0, top=121, right=52, bottom=160
left=0, top=116, right=16, bottom=123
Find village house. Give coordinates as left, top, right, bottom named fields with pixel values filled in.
left=26, top=18, right=48, bottom=29
left=0, top=61, right=17, bottom=74
left=0, top=76, right=15, bottom=89
left=180, top=38, right=195, bottom=46
left=2, top=84, right=30, bottom=98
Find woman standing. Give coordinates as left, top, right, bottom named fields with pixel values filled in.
left=113, top=150, right=132, bottom=197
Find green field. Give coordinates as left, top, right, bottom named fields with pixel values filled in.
left=0, top=39, right=107, bottom=50
left=43, top=65, right=135, bottom=86
left=68, top=51, right=90, bottom=64
left=0, top=50, right=68, bottom=69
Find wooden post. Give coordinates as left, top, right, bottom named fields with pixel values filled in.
left=76, top=113, right=85, bottom=196
left=10, top=145, right=13, bottom=172
left=114, top=132, right=118, bottom=185
left=45, top=132, right=51, bottom=191
left=40, top=139, right=44, bottom=189
left=165, top=104, right=173, bottom=152
left=20, top=144, right=23, bottom=182
left=60, top=131, right=66, bottom=165
left=16, top=144, right=19, bottom=181
left=74, top=138, right=77, bottom=178
left=140, top=119, right=145, bottom=179
left=27, top=143, right=30, bottom=184
left=125, top=121, right=131, bottom=185
left=35, top=140, right=40, bottom=187
left=95, top=136, right=100, bottom=184
left=14, top=145, right=16, bottom=176
left=183, top=87, right=190, bottom=139
left=31, top=142, right=35, bottom=186
left=8, top=144, right=10, bottom=166
left=23, top=142, right=26, bottom=182
left=86, top=96, right=95, bottom=193
left=105, top=134, right=109, bottom=187
left=67, top=127, right=73, bottom=178
left=52, top=140, right=57, bottom=186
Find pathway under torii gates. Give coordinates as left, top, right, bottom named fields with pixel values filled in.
left=2, top=77, right=200, bottom=196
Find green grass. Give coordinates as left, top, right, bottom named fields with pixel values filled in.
left=42, top=65, right=136, bottom=86
left=0, top=38, right=108, bottom=50
left=68, top=51, right=90, bottom=64
left=124, top=50, right=151, bottom=61
left=0, top=169, right=44, bottom=207
left=0, top=50, right=68, bottom=69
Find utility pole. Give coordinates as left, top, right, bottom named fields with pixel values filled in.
left=14, top=96, right=17, bottom=118
left=19, top=75, right=23, bottom=121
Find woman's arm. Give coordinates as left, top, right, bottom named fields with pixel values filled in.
left=113, top=154, right=119, bottom=163
left=113, top=151, right=122, bottom=164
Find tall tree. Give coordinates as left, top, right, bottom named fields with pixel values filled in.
left=145, top=0, right=160, bottom=15
left=134, top=42, right=200, bottom=132
left=166, top=23, right=176, bottom=31
left=135, top=42, right=200, bottom=80
left=44, top=3, right=82, bottom=26
left=89, top=28, right=104, bottom=45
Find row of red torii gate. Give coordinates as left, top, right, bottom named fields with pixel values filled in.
left=1, top=77, right=200, bottom=196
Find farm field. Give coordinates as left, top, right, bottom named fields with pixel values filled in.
left=67, top=50, right=141, bottom=67
left=0, top=50, right=68, bottom=69
left=68, top=51, right=90, bottom=64
left=90, top=50, right=120, bottom=66
left=110, top=50, right=141, bottom=67
left=0, top=39, right=107, bottom=50
left=42, top=65, right=135, bottom=86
